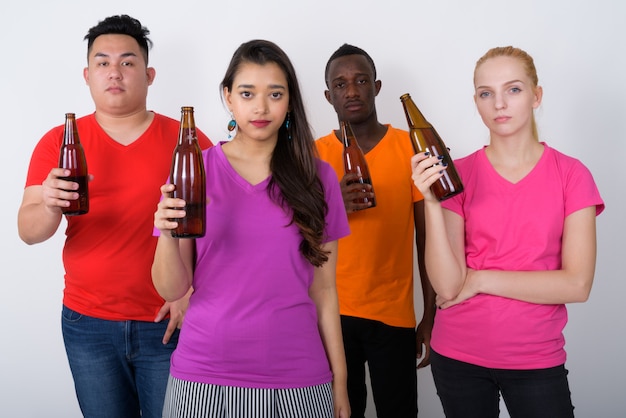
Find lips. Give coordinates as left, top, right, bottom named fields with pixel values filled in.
left=106, top=86, right=124, bottom=93
left=251, top=120, right=271, bottom=128
left=344, top=100, right=364, bottom=111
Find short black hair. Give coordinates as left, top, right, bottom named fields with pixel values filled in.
left=324, top=43, right=377, bottom=87
left=84, top=15, right=152, bottom=64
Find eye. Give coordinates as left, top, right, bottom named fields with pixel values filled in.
left=509, top=86, right=522, bottom=94
left=357, top=78, right=368, bottom=85
left=240, top=91, right=252, bottom=99
left=270, top=91, right=283, bottom=99
left=121, top=61, right=133, bottom=67
left=333, top=81, right=345, bottom=89
left=478, top=90, right=491, bottom=98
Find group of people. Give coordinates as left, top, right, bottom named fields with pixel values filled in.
left=18, top=13, right=603, bottom=418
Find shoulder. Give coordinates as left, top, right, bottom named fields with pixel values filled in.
left=315, top=158, right=339, bottom=182
left=151, top=112, right=179, bottom=127
left=542, top=143, right=592, bottom=176
left=315, top=131, right=340, bottom=148
left=385, top=124, right=409, bottom=138
left=454, top=148, right=483, bottom=168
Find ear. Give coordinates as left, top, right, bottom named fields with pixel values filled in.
left=223, top=86, right=233, bottom=109
left=146, top=67, right=156, bottom=86
left=374, top=79, right=382, bottom=96
left=83, top=67, right=89, bottom=85
left=324, top=89, right=332, bottom=105
left=532, top=85, right=543, bottom=109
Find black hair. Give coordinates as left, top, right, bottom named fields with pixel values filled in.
left=221, top=39, right=329, bottom=267
left=84, top=15, right=152, bottom=64
left=324, top=43, right=377, bottom=87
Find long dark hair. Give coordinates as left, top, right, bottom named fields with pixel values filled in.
left=221, top=39, right=329, bottom=267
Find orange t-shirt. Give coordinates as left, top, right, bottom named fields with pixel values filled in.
left=25, top=113, right=212, bottom=321
left=315, top=125, right=422, bottom=327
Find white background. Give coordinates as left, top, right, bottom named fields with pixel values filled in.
left=1, top=1, right=624, bottom=417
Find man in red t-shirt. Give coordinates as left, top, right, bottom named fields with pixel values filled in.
left=17, top=15, right=211, bottom=418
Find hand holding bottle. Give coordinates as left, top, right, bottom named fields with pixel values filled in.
left=340, top=172, right=375, bottom=213
left=154, top=183, right=187, bottom=236
left=41, top=167, right=93, bottom=215
left=411, top=152, right=449, bottom=203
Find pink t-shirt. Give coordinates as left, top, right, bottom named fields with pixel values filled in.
left=434, top=143, right=604, bottom=369
left=170, top=142, right=350, bottom=388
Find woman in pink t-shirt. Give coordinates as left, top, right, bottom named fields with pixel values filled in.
left=411, top=46, right=604, bottom=418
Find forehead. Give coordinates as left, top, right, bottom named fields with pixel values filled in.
left=327, top=54, right=374, bottom=79
left=233, top=61, right=287, bottom=86
left=475, top=56, right=528, bottom=85
left=89, top=34, right=142, bottom=58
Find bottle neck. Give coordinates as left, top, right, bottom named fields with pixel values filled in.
left=64, top=118, right=79, bottom=145
left=178, top=112, right=197, bottom=145
left=401, top=96, right=431, bottom=129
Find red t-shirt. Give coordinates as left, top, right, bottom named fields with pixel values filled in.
left=25, top=112, right=212, bottom=321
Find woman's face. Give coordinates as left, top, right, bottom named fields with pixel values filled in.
left=473, top=56, right=542, bottom=140
left=224, top=62, right=290, bottom=144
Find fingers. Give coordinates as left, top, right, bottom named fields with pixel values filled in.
left=411, top=152, right=447, bottom=199
left=42, top=168, right=80, bottom=211
left=340, top=173, right=375, bottom=213
left=154, top=184, right=186, bottom=232
left=161, top=320, right=176, bottom=345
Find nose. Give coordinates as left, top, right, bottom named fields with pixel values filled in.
left=254, top=96, right=269, bottom=114
left=494, top=93, right=506, bottom=110
left=345, top=81, right=360, bottom=98
left=108, top=65, right=122, bottom=80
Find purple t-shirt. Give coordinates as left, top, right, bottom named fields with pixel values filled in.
left=170, top=142, right=350, bottom=388
left=434, top=143, right=604, bottom=369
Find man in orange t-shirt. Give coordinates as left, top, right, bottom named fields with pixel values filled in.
left=315, top=44, right=435, bottom=418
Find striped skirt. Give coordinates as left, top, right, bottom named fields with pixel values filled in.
left=162, top=375, right=334, bottom=418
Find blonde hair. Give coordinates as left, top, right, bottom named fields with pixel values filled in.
left=474, top=46, right=540, bottom=140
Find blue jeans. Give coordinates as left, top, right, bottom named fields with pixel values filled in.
left=341, top=315, right=417, bottom=418
left=61, top=305, right=179, bottom=418
left=430, top=349, right=575, bottom=418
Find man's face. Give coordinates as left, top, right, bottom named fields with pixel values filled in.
left=83, top=34, right=155, bottom=116
left=324, top=54, right=380, bottom=125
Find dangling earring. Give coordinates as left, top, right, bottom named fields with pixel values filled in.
left=227, top=117, right=237, bottom=139
left=284, top=112, right=292, bottom=140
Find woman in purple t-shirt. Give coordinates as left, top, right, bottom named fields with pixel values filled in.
left=152, top=40, right=350, bottom=418
left=411, top=46, right=604, bottom=418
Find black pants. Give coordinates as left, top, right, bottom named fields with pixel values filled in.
left=341, top=315, right=417, bottom=418
left=430, top=350, right=575, bottom=418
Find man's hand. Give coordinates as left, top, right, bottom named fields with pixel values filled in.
left=340, top=173, right=375, bottom=213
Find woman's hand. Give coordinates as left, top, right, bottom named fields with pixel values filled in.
left=154, top=184, right=186, bottom=233
left=410, top=152, right=447, bottom=202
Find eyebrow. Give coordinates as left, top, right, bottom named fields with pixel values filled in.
left=236, top=83, right=286, bottom=89
left=475, top=79, right=526, bottom=90
left=93, top=52, right=138, bottom=59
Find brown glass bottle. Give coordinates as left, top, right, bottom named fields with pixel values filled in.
left=400, top=93, right=463, bottom=201
left=169, top=106, right=206, bottom=238
left=340, top=120, right=376, bottom=208
left=58, top=113, right=89, bottom=215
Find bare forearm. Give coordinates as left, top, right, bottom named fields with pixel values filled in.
left=314, top=289, right=348, bottom=385
left=151, top=236, right=193, bottom=301
left=423, top=200, right=465, bottom=300
left=475, top=268, right=594, bottom=304
left=17, top=203, right=63, bottom=245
